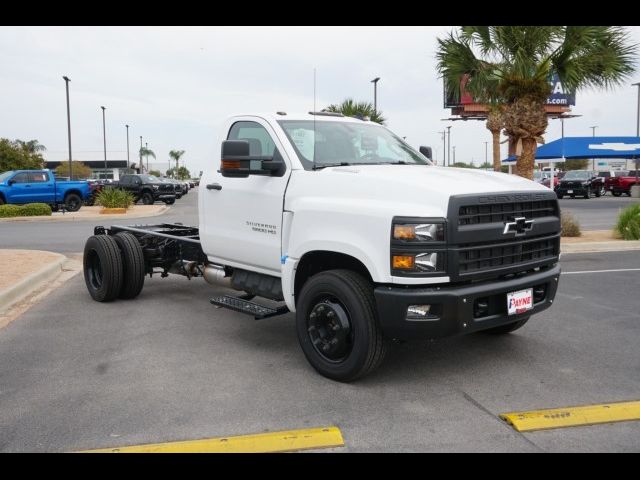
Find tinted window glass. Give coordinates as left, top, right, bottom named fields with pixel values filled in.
left=12, top=172, right=30, bottom=183
left=228, top=121, right=279, bottom=157
left=30, top=172, right=49, bottom=183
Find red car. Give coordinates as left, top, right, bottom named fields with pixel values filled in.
left=606, top=171, right=639, bottom=197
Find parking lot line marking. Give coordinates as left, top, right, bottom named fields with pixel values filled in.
left=79, top=426, right=344, bottom=453
left=563, top=268, right=640, bottom=275
left=500, top=400, right=640, bottom=432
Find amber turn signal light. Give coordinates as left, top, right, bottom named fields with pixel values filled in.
left=392, top=255, right=415, bottom=270
left=393, top=225, right=415, bottom=240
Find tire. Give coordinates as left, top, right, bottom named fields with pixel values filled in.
left=482, top=317, right=529, bottom=335
left=51, top=204, right=59, bottom=212
left=64, top=193, right=82, bottom=211
left=296, top=269, right=388, bottom=382
left=83, top=235, right=123, bottom=302
left=113, top=232, right=145, bottom=299
left=0, top=196, right=5, bottom=206
left=612, top=191, right=622, bottom=197
left=583, top=187, right=591, bottom=199
left=598, top=187, right=605, bottom=197
left=141, top=192, right=154, bottom=205
left=164, top=198, right=175, bottom=205
left=556, top=194, right=563, bottom=199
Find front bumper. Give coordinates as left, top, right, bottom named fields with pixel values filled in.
left=155, top=193, right=176, bottom=201
left=374, top=264, right=560, bottom=340
left=556, top=185, right=588, bottom=196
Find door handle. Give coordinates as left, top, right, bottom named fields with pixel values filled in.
left=25, top=185, right=31, bottom=188
left=206, top=183, right=222, bottom=191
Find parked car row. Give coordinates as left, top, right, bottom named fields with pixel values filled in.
left=108, top=174, right=195, bottom=205
left=534, top=170, right=638, bottom=199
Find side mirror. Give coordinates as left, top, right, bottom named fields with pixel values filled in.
left=221, top=140, right=285, bottom=177
left=419, top=146, right=433, bottom=161
left=7, top=179, right=15, bottom=186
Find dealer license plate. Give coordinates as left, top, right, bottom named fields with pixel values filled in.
left=507, top=288, right=533, bottom=315
left=567, top=189, right=573, bottom=194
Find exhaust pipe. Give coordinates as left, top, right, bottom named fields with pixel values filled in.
left=203, top=264, right=233, bottom=288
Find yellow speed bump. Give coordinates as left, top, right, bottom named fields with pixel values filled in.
left=500, top=400, right=640, bottom=432
left=81, top=426, right=344, bottom=453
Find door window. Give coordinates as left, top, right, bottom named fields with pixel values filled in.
left=30, top=172, right=49, bottom=182
left=228, top=121, right=279, bottom=157
left=12, top=173, right=30, bottom=183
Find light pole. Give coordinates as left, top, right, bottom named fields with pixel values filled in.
left=633, top=82, right=640, bottom=188
left=446, top=126, right=451, bottom=167
left=125, top=125, right=130, bottom=171
left=371, top=77, right=380, bottom=115
left=590, top=126, right=597, bottom=171
left=100, top=106, right=107, bottom=174
left=452, top=145, right=456, bottom=165
left=62, top=76, right=73, bottom=179
left=438, top=131, right=445, bottom=167
left=145, top=142, right=149, bottom=172
left=139, top=136, right=143, bottom=172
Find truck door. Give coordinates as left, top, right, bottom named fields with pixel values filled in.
left=201, top=119, right=291, bottom=275
left=7, top=172, right=32, bottom=202
left=29, top=171, right=55, bottom=202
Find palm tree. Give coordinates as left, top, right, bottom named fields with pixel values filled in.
left=436, top=26, right=636, bottom=179
left=16, top=139, right=46, bottom=153
left=139, top=147, right=155, bottom=172
left=325, top=99, right=386, bottom=125
left=485, top=105, right=504, bottom=172
left=169, top=150, right=185, bottom=177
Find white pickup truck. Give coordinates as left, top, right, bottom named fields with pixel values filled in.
left=83, top=112, right=561, bottom=381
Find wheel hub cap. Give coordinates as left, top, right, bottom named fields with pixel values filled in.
left=307, top=300, right=351, bottom=361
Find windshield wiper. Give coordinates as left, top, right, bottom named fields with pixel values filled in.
left=312, top=162, right=352, bottom=170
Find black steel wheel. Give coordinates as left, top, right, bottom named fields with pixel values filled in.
left=142, top=192, right=154, bottom=205
left=612, top=191, right=622, bottom=197
left=482, top=317, right=529, bottom=335
left=164, top=198, right=175, bottom=205
left=113, top=232, right=145, bottom=299
left=64, top=193, right=82, bottom=212
left=83, top=235, right=123, bottom=302
left=583, top=187, right=591, bottom=199
left=296, top=269, right=388, bottom=382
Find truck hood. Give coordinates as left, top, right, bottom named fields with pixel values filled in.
left=287, top=165, right=547, bottom=218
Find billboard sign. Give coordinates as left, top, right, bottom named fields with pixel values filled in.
left=444, top=72, right=576, bottom=108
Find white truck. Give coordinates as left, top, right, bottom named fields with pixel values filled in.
left=83, top=112, right=561, bottom=381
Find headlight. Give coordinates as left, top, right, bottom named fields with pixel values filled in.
left=393, top=223, right=444, bottom=242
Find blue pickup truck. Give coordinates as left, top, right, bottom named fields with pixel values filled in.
left=0, top=169, right=91, bottom=212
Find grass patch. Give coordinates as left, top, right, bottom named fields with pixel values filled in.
left=95, top=187, right=135, bottom=209
left=0, top=203, right=52, bottom=217
left=614, top=204, right=640, bottom=240
left=561, top=212, right=581, bottom=237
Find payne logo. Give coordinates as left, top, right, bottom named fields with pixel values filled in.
left=503, top=217, right=534, bottom=236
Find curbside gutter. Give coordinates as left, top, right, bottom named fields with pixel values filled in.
left=0, top=253, right=67, bottom=314
left=561, top=239, right=640, bottom=254
left=0, top=205, right=169, bottom=223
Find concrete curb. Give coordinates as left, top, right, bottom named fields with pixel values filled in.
left=0, top=205, right=169, bottom=223
left=561, top=240, right=640, bottom=254
left=0, top=253, right=67, bottom=313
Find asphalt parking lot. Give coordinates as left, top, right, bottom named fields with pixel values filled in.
left=559, top=195, right=639, bottom=230
left=1, top=191, right=639, bottom=452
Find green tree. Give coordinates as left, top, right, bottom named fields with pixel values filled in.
left=55, top=161, right=92, bottom=179
left=325, top=98, right=386, bottom=124
left=453, top=162, right=475, bottom=168
left=436, top=26, right=637, bottom=180
left=175, top=166, right=190, bottom=180
left=0, top=138, right=45, bottom=171
left=169, top=150, right=185, bottom=176
left=16, top=139, right=47, bottom=154
left=478, top=161, right=493, bottom=170
left=139, top=147, right=155, bottom=172
left=148, top=169, right=162, bottom=177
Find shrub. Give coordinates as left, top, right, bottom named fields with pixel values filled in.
left=0, top=203, right=52, bottom=217
left=615, top=204, right=640, bottom=240
left=561, top=212, right=581, bottom=237
left=95, top=187, right=135, bottom=209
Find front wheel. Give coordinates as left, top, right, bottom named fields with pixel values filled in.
left=296, top=269, right=388, bottom=382
left=164, top=198, right=175, bottom=205
left=64, top=193, right=82, bottom=211
left=482, top=317, right=529, bottom=335
left=612, top=191, right=622, bottom=197
left=583, top=187, right=591, bottom=199
left=141, top=192, right=154, bottom=205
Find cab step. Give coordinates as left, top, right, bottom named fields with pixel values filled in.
left=210, top=295, right=289, bottom=320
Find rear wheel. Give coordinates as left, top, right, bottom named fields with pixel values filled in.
left=612, top=191, right=622, bottom=197
left=141, top=192, right=154, bottom=205
left=164, top=198, right=175, bottom=205
left=113, top=232, right=145, bottom=299
left=482, top=317, right=529, bottom=335
left=0, top=197, right=5, bottom=205
left=64, top=193, right=82, bottom=211
left=296, top=269, right=388, bottom=382
left=83, top=235, right=123, bottom=302
left=596, top=187, right=603, bottom=197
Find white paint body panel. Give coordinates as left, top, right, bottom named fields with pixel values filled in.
left=199, top=113, right=549, bottom=311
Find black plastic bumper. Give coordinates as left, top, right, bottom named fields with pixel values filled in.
left=155, top=193, right=176, bottom=201
left=556, top=187, right=587, bottom=196
left=374, top=265, right=560, bottom=340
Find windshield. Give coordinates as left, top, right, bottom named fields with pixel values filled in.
left=277, top=120, right=432, bottom=169
left=563, top=171, right=591, bottom=180
left=0, top=171, right=15, bottom=182
left=139, top=174, right=159, bottom=183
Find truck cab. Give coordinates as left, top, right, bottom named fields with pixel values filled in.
left=84, top=112, right=561, bottom=382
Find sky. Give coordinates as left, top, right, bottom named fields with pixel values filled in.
left=1, top=26, right=640, bottom=175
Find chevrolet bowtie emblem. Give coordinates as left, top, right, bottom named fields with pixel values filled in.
left=503, top=217, right=534, bottom=236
